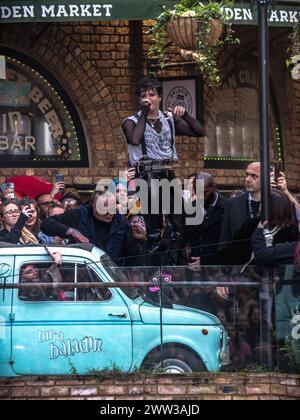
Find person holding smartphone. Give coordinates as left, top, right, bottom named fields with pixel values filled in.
left=36, top=176, right=65, bottom=221
left=0, top=200, right=38, bottom=245
left=54, top=174, right=66, bottom=195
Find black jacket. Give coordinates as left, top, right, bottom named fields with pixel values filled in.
left=219, top=192, right=251, bottom=249
left=217, top=193, right=260, bottom=264
left=41, top=205, right=146, bottom=267
left=184, top=193, right=228, bottom=264
left=252, top=228, right=297, bottom=267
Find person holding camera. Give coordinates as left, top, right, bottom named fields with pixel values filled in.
left=0, top=199, right=38, bottom=245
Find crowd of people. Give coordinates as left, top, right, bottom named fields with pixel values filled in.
left=1, top=76, right=300, bottom=369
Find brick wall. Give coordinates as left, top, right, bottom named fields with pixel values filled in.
left=0, top=22, right=299, bottom=188
left=142, top=24, right=300, bottom=188
left=1, top=373, right=300, bottom=400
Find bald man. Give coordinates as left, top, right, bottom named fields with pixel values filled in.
left=218, top=162, right=261, bottom=264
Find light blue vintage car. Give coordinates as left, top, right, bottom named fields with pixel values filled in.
left=0, top=243, right=229, bottom=376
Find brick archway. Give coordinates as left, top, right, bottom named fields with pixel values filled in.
left=202, top=27, right=298, bottom=187
left=0, top=22, right=127, bottom=181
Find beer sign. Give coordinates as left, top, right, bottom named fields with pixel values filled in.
left=0, top=49, right=88, bottom=167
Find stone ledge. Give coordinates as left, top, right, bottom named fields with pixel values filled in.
left=1, top=373, right=299, bottom=400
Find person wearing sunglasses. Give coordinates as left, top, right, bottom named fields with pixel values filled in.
left=36, top=193, right=57, bottom=220
left=0, top=200, right=38, bottom=245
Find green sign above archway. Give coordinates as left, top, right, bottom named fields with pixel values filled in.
left=0, top=1, right=300, bottom=26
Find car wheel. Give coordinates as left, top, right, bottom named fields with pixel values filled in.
left=143, top=347, right=206, bottom=373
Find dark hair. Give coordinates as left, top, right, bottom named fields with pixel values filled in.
left=19, top=197, right=40, bottom=235
left=19, top=197, right=37, bottom=209
left=62, top=188, right=82, bottom=204
left=188, top=173, right=197, bottom=179
left=35, top=193, right=51, bottom=202
left=193, top=172, right=215, bottom=192
left=47, top=202, right=65, bottom=217
left=135, top=77, right=162, bottom=97
left=0, top=199, right=20, bottom=216
left=270, top=189, right=296, bottom=228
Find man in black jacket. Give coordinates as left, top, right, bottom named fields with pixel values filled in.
left=218, top=162, right=261, bottom=264
left=41, top=188, right=146, bottom=267
left=184, top=172, right=228, bottom=266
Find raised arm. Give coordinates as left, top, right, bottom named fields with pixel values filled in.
left=169, top=106, right=205, bottom=137
left=122, top=103, right=151, bottom=146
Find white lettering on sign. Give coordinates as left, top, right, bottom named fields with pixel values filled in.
left=2, top=4, right=300, bottom=23
left=289, top=11, right=299, bottom=23
left=0, top=136, right=36, bottom=151
left=38, top=330, right=103, bottom=360
left=41, top=5, right=55, bottom=18
left=269, top=10, right=280, bottom=22
left=69, top=5, right=80, bottom=17
left=40, top=3, right=113, bottom=18
left=234, top=8, right=243, bottom=21
left=93, top=5, right=102, bottom=17
left=80, top=4, right=92, bottom=17
left=29, top=86, right=63, bottom=138
left=225, top=7, right=253, bottom=22
left=0, top=5, right=34, bottom=19
left=1, top=111, right=22, bottom=134
left=280, top=10, right=289, bottom=23
left=103, top=4, right=113, bottom=16
left=269, top=10, right=300, bottom=23
left=57, top=5, right=69, bottom=18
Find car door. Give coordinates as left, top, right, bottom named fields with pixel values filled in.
left=0, top=254, right=15, bottom=377
left=11, top=255, right=133, bottom=375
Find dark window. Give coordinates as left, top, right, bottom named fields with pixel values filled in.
left=0, top=47, right=88, bottom=168
left=204, top=56, right=283, bottom=169
left=18, top=262, right=111, bottom=302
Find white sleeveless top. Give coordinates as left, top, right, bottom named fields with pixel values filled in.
left=124, top=110, right=178, bottom=165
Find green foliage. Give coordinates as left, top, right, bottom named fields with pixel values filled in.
left=148, top=0, right=239, bottom=86
left=67, top=357, right=79, bottom=376
left=280, top=342, right=300, bottom=374
left=88, top=363, right=124, bottom=377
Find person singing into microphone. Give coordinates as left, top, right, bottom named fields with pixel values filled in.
left=122, top=77, right=205, bottom=259
left=122, top=77, right=205, bottom=168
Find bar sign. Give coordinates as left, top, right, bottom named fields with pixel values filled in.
left=0, top=56, right=6, bottom=79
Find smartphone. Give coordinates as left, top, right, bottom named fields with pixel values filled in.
left=55, top=174, right=65, bottom=194
left=275, top=161, right=284, bottom=182
left=3, top=182, right=15, bottom=200
left=22, top=197, right=32, bottom=208
left=55, top=174, right=64, bottom=183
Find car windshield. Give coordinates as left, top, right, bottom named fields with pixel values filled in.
left=100, top=255, right=142, bottom=300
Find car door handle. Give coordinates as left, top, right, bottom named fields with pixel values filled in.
left=108, top=313, right=127, bottom=319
